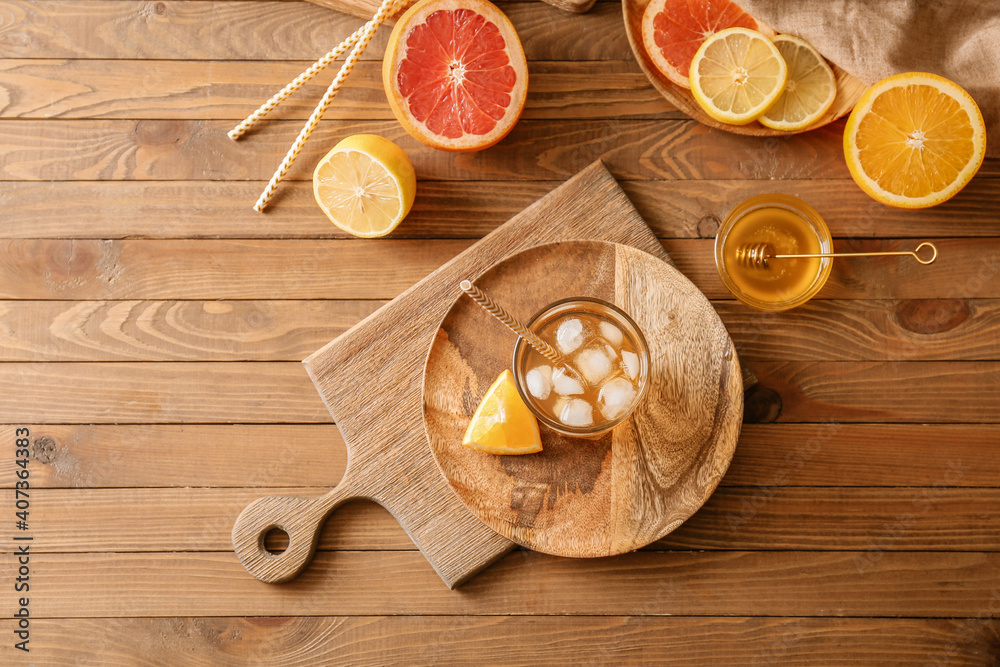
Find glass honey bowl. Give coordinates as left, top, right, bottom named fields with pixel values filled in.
left=715, top=194, right=834, bottom=311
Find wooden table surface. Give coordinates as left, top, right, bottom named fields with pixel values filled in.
left=3, top=0, right=1000, bottom=664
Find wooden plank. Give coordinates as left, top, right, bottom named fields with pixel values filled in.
left=5, top=298, right=999, bottom=363
left=6, top=423, right=997, bottom=489
left=7, top=486, right=997, bottom=553
left=0, top=425, right=348, bottom=488
left=0, top=239, right=470, bottom=300
left=0, top=119, right=864, bottom=182
left=662, top=238, right=1000, bottom=301
left=1, top=487, right=416, bottom=552
left=0, top=300, right=385, bottom=361
left=0, top=362, right=331, bottom=424
left=719, top=299, right=1000, bottom=362
left=4, top=179, right=999, bottom=241
left=2, top=616, right=996, bottom=666
left=659, top=486, right=995, bottom=551
left=750, top=361, right=1000, bottom=424
left=7, top=550, right=1000, bottom=617
left=3, top=422, right=996, bottom=489
left=0, top=60, right=678, bottom=120
left=2, top=238, right=999, bottom=301
left=0, top=1, right=630, bottom=61
left=3, top=359, right=1000, bottom=424
left=730, top=424, right=1000, bottom=487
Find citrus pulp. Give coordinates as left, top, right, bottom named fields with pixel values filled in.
left=382, top=0, right=528, bottom=152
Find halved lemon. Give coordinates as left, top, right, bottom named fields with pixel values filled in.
left=312, top=134, right=417, bottom=237
left=462, top=369, right=542, bottom=455
left=689, top=27, right=788, bottom=125
left=759, top=34, right=837, bottom=131
left=843, top=72, right=986, bottom=209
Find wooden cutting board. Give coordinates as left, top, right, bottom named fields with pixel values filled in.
left=232, top=161, right=681, bottom=588
left=304, top=0, right=596, bottom=20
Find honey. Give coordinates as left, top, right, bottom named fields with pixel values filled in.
left=715, top=194, right=833, bottom=311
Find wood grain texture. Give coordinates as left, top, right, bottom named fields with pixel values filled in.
left=4, top=616, right=997, bottom=666
left=4, top=179, right=999, bottom=240
left=621, top=0, right=867, bottom=137
left=424, top=241, right=742, bottom=556
left=5, top=298, right=1000, bottom=363
left=5, top=360, right=1000, bottom=424
left=0, top=60, right=678, bottom=121
left=750, top=361, right=1000, bottom=423
left=0, top=300, right=384, bottom=361
left=3, top=423, right=996, bottom=489
left=9, top=486, right=1000, bottom=553
left=291, top=162, right=671, bottom=587
left=0, top=1, right=628, bottom=61
left=303, top=0, right=597, bottom=17
left=4, top=238, right=999, bottom=301
left=0, top=425, right=347, bottom=488
left=0, top=362, right=330, bottom=424
left=8, top=550, right=1000, bottom=617
left=5, top=423, right=998, bottom=489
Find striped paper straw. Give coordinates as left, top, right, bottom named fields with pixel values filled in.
left=253, top=0, right=399, bottom=212
left=228, top=24, right=367, bottom=141
left=459, top=280, right=565, bottom=366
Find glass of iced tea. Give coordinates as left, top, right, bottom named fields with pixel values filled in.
left=715, top=194, right=834, bottom=311
left=512, top=298, right=649, bottom=437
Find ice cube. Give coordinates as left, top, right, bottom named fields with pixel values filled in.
left=551, top=366, right=584, bottom=396
left=526, top=365, right=552, bottom=400
left=560, top=398, right=594, bottom=428
left=556, top=318, right=584, bottom=354
left=622, top=350, right=639, bottom=380
left=575, top=347, right=613, bottom=385
left=599, top=377, right=637, bottom=420
left=599, top=320, right=623, bottom=347
left=605, top=344, right=618, bottom=360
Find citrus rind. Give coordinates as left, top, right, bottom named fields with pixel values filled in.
left=759, top=34, right=837, bottom=131
left=843, top=71, right=986, bottom=209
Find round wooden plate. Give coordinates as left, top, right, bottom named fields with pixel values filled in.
left=422, top=241, right=744, bottom=558
left=622, top=0, right=868, bottom=136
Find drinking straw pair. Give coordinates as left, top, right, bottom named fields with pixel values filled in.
left=229, top=0, right=404, bottom=212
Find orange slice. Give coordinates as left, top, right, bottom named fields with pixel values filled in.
left=844, top=72, right=986, bottom=209
left=382, top=0, right=528, bottom=152
left=462, top=369, right=542, bottom=455
left=641, top=0, right=772, bottom=89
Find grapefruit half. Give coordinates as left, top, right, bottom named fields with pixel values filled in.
left=382, top=0, right=528, bottom=152
left=641, top=0, right=773, bottom=89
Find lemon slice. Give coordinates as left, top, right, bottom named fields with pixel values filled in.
left=463, top=369, right=542, bottom=455
left=689, top=27, right=788, bottom=125
left=844, top=72, right=986, bottom=209
left=312, top=134, right=417, bottom=237
left=759, top=34, right=837, bottom=131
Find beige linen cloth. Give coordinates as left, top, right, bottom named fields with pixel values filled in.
left=738, top=0, right=1000, bottom=155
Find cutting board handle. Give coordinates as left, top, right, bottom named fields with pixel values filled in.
left=232, top=477, right=359, bottom=584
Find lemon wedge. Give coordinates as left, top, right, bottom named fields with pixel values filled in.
left=463, top=369, right=542, bottom=455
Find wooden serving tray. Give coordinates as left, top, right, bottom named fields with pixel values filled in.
left=622, top=0, right=868, bottom=136
left=233, top=161, right=680, bottom=588
left=423, top=240, right=743, bottom=557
